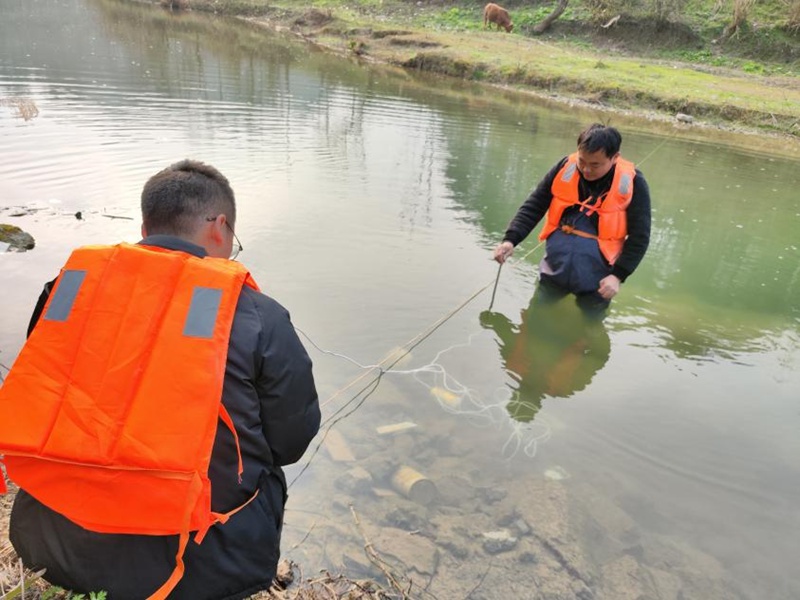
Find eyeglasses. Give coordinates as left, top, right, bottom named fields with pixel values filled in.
left=206, top=216, right=243, bottom=260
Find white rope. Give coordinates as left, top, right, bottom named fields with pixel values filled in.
left=293, top=238, right=552, bottom=464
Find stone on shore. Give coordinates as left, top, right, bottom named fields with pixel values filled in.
left=0, top=224, right=35, bottom=252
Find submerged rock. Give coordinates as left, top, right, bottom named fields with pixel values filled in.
left=372, top=526, right=439, bottom=577
left=335, top=465, right=373, bottom=495
left=0, top=224, right=35, bottom=252
left=481, top=529, right=518, bottom=554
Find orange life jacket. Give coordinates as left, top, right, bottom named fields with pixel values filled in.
left=0, top=243, right=260, bottom=599
left=539, top=152, right=636, bottom=265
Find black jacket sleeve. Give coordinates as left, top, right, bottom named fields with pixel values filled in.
left=27, top=279, right=56, bottom=337
left=503, top=158, right=567, bottom=247
left=254, top=299, right=321, bottom=467
left=610, top=168, right=651, bottom=282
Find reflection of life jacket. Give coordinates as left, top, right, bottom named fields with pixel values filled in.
left=506, top=311, right=586, bottom=399
left=0, top=243, right=259, bottom=599
left=539, top=152, right=636, bottom=265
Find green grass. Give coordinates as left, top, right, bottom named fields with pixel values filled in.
left=424, top=5, right=581, bottom=32
left=427, top=7, right=480, bottom=31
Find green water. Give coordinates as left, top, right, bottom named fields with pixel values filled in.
left=1, top=1, right=798, bottom=598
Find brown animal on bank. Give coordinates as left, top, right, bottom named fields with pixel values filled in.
left=483, top=3, right=514, bottom=33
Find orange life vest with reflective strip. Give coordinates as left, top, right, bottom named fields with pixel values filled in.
left=0, top=243, right=260, bottom=599
left=539, top=152, right=636, bottom=266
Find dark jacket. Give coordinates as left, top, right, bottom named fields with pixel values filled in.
left=9, top=236, right=321, bottom=600
left=503, top=156, right=651, bottom=284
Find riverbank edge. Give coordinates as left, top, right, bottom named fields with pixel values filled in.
left=159, top=0, right=800, bottom=155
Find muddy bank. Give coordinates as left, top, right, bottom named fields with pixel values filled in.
left=151, top=0, right=800, bottom=153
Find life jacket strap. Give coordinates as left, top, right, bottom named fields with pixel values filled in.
left=145, top=410, right=257, bottom=595
left=146, top=471, right=203, bottom=600
left=194, top=489, right=260, bottom=545
left=147, top=530, right=189, bottom=600
left=218, top=404, right=243, bottom=483
left=560, top=224, right=599, bottom=240
left=574, top=191, right=608, bottom=217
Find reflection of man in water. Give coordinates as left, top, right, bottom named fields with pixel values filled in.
left=481, top=290, right=610, bottom=422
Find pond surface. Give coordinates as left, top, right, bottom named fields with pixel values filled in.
left=1, top=1, right=799, bottom=599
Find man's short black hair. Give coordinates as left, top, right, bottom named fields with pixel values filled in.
left=577, top=123, right=622, bottom=158
left=141, top=159, right=236, bottom=236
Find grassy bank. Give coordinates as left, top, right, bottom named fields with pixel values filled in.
left=171, top=0, right=800, bottom=145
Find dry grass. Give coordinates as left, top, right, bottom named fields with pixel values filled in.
left=787, top=0, right=800, bottom=30
left=0, top=540, right=48, bottom=600
left=0, top=482, right=47, bottom=600
left=0, top=551, right=394, bottom=600
left=0, top=98, right=39, bottom=122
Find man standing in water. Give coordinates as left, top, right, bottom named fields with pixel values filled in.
left=493, top=123, right=651, bottom=317
left=2, top=160, right=320, bottom=599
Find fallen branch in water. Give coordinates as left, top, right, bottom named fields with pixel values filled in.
left=347, top=505, right=440, bottom=599
left=463, top=559, right=493, bottom=600
left=287, top=522, right=317, bottom=553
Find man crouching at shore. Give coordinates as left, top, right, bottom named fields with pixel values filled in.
left=1, top=159, right=320, bottom=599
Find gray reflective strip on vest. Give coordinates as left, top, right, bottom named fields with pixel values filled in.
left=44, top=270, right=87, bottom=322
left=183, top=287, right=222, bottom=338
left=561, top=162, right=577, bottom=182
left=619, top=173, right=633, bottom=195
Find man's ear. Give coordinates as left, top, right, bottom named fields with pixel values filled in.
left=201, top=214, right=231, bottom=259
left=141, top=223, right=147, bottom=237
left=210, top=214, right=226, bottom=244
